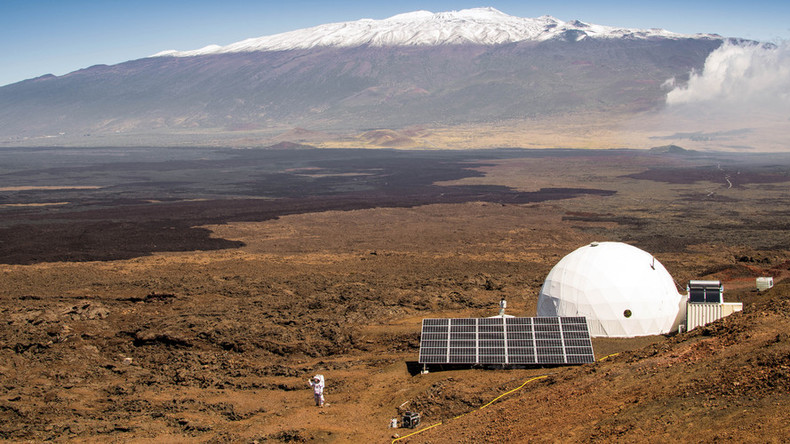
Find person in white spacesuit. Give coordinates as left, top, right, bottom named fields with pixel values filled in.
left=308, top=374, right=325, bottom=407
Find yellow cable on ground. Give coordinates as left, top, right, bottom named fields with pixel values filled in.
left=390, top=421, right=443, bottom=443
left=479, top=375, right=548, bottom=410
left=597, top=352, right=619, bottom=361
left=391, top=375, right=548, bottom=444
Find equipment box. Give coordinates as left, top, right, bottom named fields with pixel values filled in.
left=402, top=412, right=421, bottom=429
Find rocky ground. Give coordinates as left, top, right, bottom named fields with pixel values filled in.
left=0, top=148, right=788, bottom=442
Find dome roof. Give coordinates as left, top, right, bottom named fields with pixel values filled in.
left=537, top=242, right=685, bottom=337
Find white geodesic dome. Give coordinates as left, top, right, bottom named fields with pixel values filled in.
left=537, top=242, right=686, bottom=338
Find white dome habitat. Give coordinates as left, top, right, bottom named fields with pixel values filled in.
left=537, top=242, right=686, bottom=337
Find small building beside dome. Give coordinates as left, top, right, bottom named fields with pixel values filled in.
left=537, top=241, right=686, bottom=338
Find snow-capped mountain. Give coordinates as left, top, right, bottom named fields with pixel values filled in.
left=155, top=7, right=716, bottom=57
left=0, top=8, right=726, bottom=145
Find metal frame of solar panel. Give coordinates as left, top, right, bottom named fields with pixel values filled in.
left=419, top=317, right=594, bottom=366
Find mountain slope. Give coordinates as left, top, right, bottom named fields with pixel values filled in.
left=0, top=9, right=724, bottom=144
left=154, top=8, right=715, bottom=56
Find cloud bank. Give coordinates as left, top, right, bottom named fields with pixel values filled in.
left=651, top=41, right=790, bottom=152
left=665, top=41, right=790, bottom=113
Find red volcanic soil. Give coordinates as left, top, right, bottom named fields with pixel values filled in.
left=1, top=147, right=789, bottom=442
left=405, top=281, right=790, bottom=443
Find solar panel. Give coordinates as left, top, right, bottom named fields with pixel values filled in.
left=418, top=317, right=595, bottom=365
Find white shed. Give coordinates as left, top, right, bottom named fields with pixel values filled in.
left=757, top=277, right=774, bottom=291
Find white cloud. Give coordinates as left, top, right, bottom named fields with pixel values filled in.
left=646, top=41, right=790, bottom=151
left=666, top=41, right=790, bottom=111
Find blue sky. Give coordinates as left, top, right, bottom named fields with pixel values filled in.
left=1, top=0, right=788, bottom=87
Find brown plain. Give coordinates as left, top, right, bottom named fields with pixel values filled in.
left=1, top=150, right=789, bottom=442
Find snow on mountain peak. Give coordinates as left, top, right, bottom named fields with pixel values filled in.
left=153, top=8, right=718, bottom=57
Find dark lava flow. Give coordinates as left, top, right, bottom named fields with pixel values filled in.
left=0, top=148, right=616, bottom=264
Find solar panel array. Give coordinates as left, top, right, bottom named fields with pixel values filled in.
left=418, top=317, right=594, bottom=365
left=688, top=286, right=723, bottom=303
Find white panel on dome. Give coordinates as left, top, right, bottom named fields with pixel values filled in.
left=537, top=242, right=686, bottom=338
